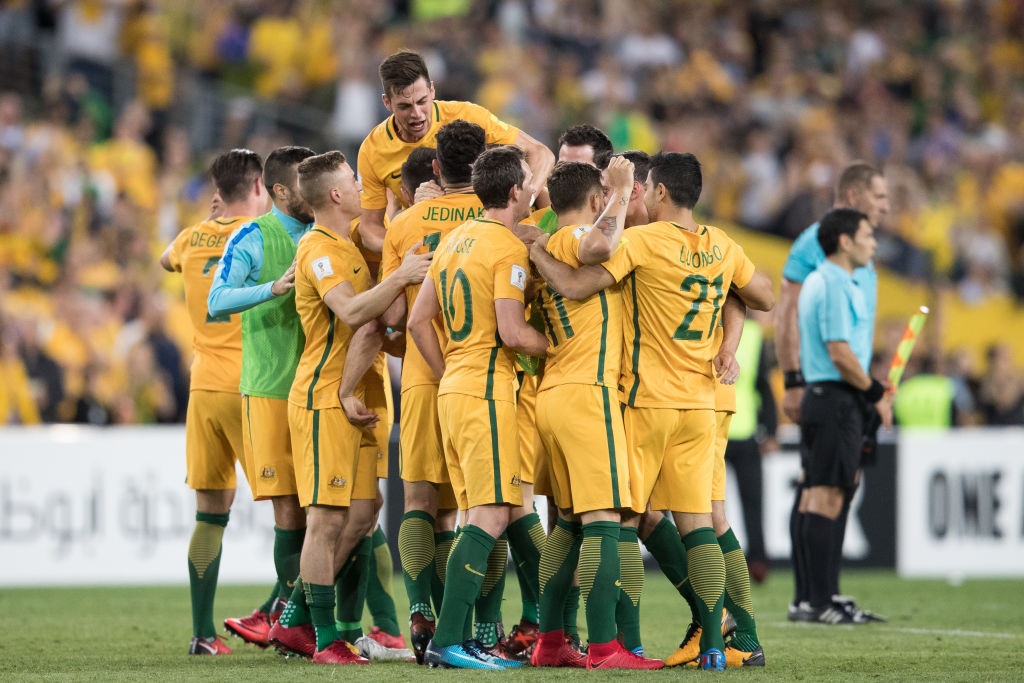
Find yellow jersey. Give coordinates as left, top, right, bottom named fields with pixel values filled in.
left=537, top=224, right=623, bottom=390
left=428, top=218, right=529, bottom=403
left=383, top=191, right=485, bottom=390
left=289, top=227, right=372, bottom=410
left=602, top=222, right=756, bottom=409
left=166, top=217, right=248, bottom=393
left=357, top=100, right=520, bottom=212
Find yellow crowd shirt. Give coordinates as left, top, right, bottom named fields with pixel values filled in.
left=428, top=219, right=528, bottom=403
left=537, top=224, right=623, bottom=390
left=289, top=227, right=372, bottom=410
left=602, top=222, right=756, bottom=410
left=383, top=191, right=485, bottom=390
left=357, top=100, right=520, bottom=212
left=166, top=217, right=248, bottom=393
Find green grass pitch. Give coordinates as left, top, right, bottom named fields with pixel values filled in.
left=2, top=570, right=1022, bottom=681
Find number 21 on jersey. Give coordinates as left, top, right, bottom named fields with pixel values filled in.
left=673, top=273, right=723, bottom=341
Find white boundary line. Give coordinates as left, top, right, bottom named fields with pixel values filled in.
left=770, top=622, right=1023, bottom=640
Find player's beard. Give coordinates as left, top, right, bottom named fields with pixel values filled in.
left=288, top=196, right=315, bottom=224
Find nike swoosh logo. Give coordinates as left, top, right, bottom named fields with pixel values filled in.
left=390, top=172, right=402, bottom=179
left=673, top=579, right=687, bottom=589
left=516, top=560, right=526, bottom=568
left=354, top=267, right=362, bottom=273
left=464, top=564, right=486, bottom=577
left=286, top=581, right=295, bottom=588
left=614, top=580, right=622, bottom=587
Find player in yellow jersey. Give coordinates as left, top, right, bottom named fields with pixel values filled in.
left=407, top=146, right=548, bottom=670
left=356, top=50, right=554, bottom=253
left=529, top=159, right=664, bottom=670
left=530, top=152, right=774, bottom=670
left=160, top=149, right=266, bottom=656
left=267, top=151, right=431, bottom=666
left=379, top=119, right=486, bottom=662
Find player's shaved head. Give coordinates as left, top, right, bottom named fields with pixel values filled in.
left=209, top=149, right=263, bottom=204
left=547, top=161, right=603, bottom=215
left=297, top=150, right=347, bottom=209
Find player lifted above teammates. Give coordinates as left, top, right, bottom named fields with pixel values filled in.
left=531, top=152, right=774, bottom=671
left=161, top=150, right=266, bottom=656
left=357, top=50, right=554, bottom=252
left=407, top=146, right=549, bottom=670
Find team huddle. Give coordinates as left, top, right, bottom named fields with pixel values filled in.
left=164, top=50, right=779, bottom=671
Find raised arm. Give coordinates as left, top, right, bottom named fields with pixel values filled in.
left=578, top=156, right=634, bottom=265
left=357, top=207, right=387, bottom=255
left=514, top=130, right=555, bottom=201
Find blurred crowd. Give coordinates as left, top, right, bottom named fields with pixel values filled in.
left=1, top=0, right=1022, bottom=426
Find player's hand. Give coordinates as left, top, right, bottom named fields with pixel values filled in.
left=603, top=156, right=635, bottom=196
left=271, top=261, right=296, bottom=296
left=782, top=386, right=803, bottom=423
left=528, top=233, right=551, bottom=263
left=713, top=351, right=740, bottom=384
left=513, top=222, right=543, bottom=248
left=759, top=436, right=781, bottom=455
left=340, top=394, right=380, bottom=428
left=397, top=244, right=432, bottom=285
left=414, top=179, right=443, bottom=204
left=875, top=392, right=894, bottom=430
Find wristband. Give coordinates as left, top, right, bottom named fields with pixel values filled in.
left=783, top=370, right=805, bottom=389
left=864, top=378, right=885, bottom=403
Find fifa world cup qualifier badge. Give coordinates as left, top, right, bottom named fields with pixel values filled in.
left=510, top=264, right=527, bottom=291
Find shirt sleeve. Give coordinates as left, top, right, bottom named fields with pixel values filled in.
left=357, top=135, right=386, bottom=211
left=600, top=232, right=641, bottom=283
left=460, top=101, right=520, bottom=145
left=308, top=244, right=356, bottom=299
left=493, top=239, right=529, bottom=303
left=549, top=228, right=584, bottom=268
left=206, top=221, right=275, bottom=316
left=729, top=241, right=756, bottom=289
left=167, top=228, right=188, bottom=272
left=782, top=225, right=824, bottom=284
left=819, top=277, right=853, bottom=344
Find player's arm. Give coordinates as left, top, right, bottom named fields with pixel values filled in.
left=732, top=269, right=774, bottom=312
left=358, top=207, right=387, bottom=254
left=714, top=294, right=746, bottom=384
left=381, top=292, right=408, bottom=330
left=338, top=320, right=385, bottom=427
left=530, top=236, right=617, bottom=300
left=578, top=156, right=634, bottom=265
left=776, top=277, right=803, bottom=422
left=159, top=244, right=176, bottom=272
left=357, top=142, right=387, bottom=254
left=495, top=299, right=548, bottom=356
left=514, top=129, right=555, bottom=200
left=407, top=276, right=445, bottom=380
left=324, top=245, right=431, bottom=328
left=207, top=225, right=295, bottom=316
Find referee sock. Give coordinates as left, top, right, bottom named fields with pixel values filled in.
left=538, top=517, right=581, bottom=633
left=615, top=525, right=644, bottom=652
left=433, top=525, right=495, bottom=648
left=399, top=511, right=437, bottom=621
left=829, top=492, right=854, bottom=598
left=803, top=512, right=835, bottom=608
left=507, top=513, right=545, bottom=624
left=188, top=511, right=228, bottom=639
left=682, top=527, right=726, bottom=653
left=643, top=516, right=699, bottom=622
left=718, top=527, right=760, bottom=651
left=367, top=525, right=401, bottom=636
left=579, top=521, right=620, bottom=645
left=277, top=577, right=310, bottom=627
left=258, top=581, right=280, bottom=614
left=789, top=484, right=808, bottom=606
left=335, top=537, right=371, bottom=643
left=273, top=526, right=305, bottom=601
left=432, top=529, right=456, bottom=613
left=305, top=581, right=339, bottom=651
left=474, top=535, right=509, bottom=647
